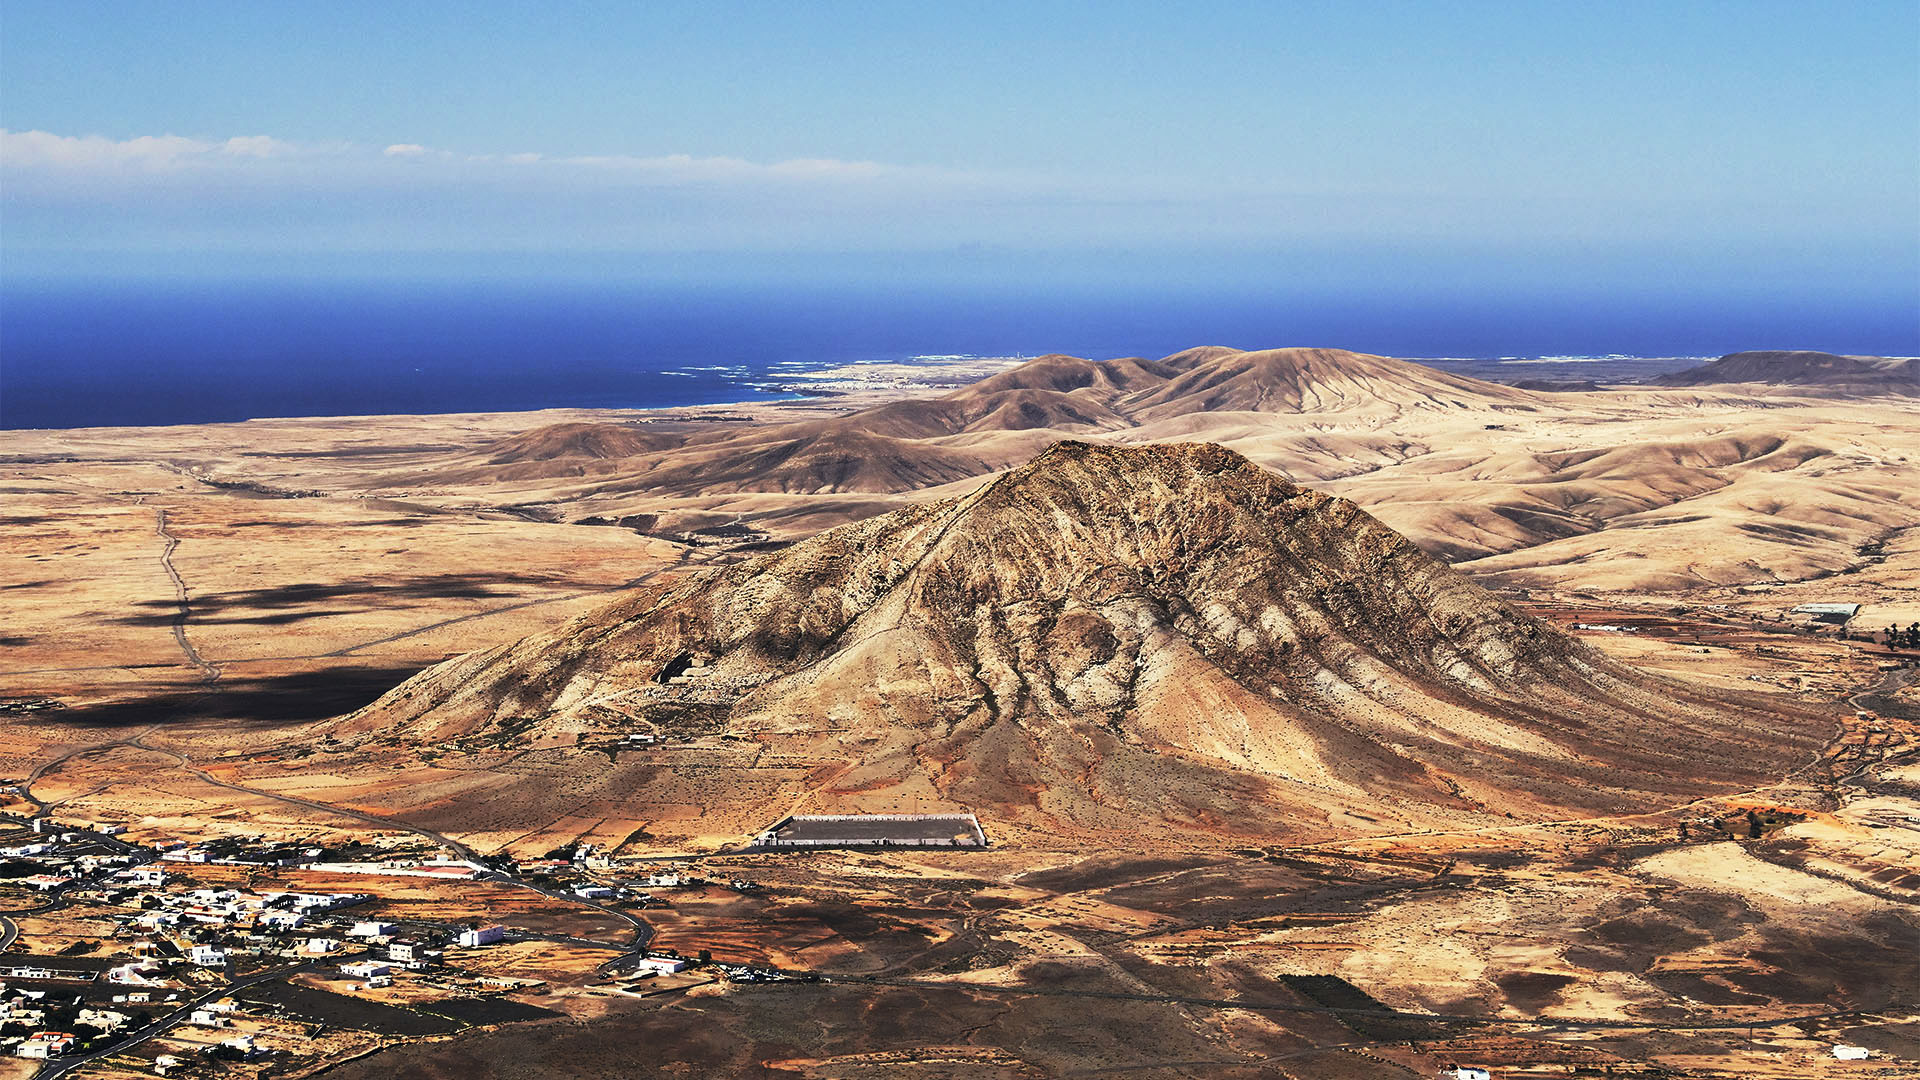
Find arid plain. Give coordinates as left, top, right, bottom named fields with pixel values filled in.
left=2, top=347, right=1917, bottom=1078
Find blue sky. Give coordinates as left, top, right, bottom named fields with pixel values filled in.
left=2, top=1, right=1916, bottom=297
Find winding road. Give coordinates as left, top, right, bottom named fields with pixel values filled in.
left=123, top=734, right=489, bottom=862
left=152, top=507, right=219, bottom=684
left=34, top=955, right=337, bottom=1080
left=11, top=744, right=654, bottom=1079
left=116, top=736, right=657, bottom=959
left=1849, top=664, right=1920, bottom=722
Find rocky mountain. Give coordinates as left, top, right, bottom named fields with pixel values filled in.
left=338, top=442, right=1824, bottom=843
left=1653, top=350, right=1917, bottom=392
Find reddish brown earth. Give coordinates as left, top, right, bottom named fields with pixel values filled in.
left=1, top=347, right=1915, bottom=1078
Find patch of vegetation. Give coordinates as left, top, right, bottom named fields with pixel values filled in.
left=1279, top=974, right=1454, bottom=1040
left=235, top=980, right=463, bottom=1036
left=422, top=996, right=563, bottom=1026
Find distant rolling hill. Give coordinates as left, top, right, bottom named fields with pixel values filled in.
left=368, top=344, right=1920, bottom=594
left=1118, top=346, right=1538, bottom=420
left=1652, top=350, right=1917, bottom=393
left=485, top=421, right=678, bottom=462
left=402, top=346, right=1540, bottom=495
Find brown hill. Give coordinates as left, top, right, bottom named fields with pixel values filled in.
left=400, top=347, right=1540, bottom=498
left=953, top=353, right=1174, bottom=397
left=510, top=360, right=1148, bottom=497
left=1120, top=347, right=1539, bottom=420
left=1350, top=432, right=1837, bottom=564
left=337, top=442, right=1823, bottom=843
left=1157, top=344, right=1247, bottom=370
left=602, top=428, right=999, bottom=497
left=383, top=421, right=685, bottom=485
left=484, top=422, right=674, bottom=462
left=553, top=391, right=1121, bottom=498
left=1652, top=350, right=1917, bottom=392
left=829, top=388, right=1131, bottom=441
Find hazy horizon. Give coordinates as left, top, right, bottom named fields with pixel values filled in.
left=5, top=2, right=1916, bottom=302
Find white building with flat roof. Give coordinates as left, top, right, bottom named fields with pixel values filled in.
left=457, top=925, right=505, bottom=947
left=187, top=945, right=227, bottom=967
left=14, top=1032, right=76, bottom=1059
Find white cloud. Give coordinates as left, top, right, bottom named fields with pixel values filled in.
left=2, top=129, right=342, bottom=172
left=221, top=135, right=294, bottom=158
left=765, top=157, right=888, bottom=179
left=553, top=151, right=900, bottom=184
left=1, top=129, right=212, bottom=169
left=0, top=129, right=1082, bottom=255
left=4, top=129, right=939, bottom=190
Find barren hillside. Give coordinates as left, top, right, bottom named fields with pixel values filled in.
left=1653, top=350, right=1917, bottom=392
left=336, top=442, right=1828, bottom=844
left=64, top=345, right=1918, bottom=597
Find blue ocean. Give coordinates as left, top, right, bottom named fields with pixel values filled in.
left=4, top=276, right=1915, bottom=430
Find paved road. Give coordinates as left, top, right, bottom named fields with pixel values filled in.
left=0, top=812, right=159, bottom=956
left=1, top=811, right=145, bottom=859
left=125, top=736, right=490, bottom=864
left=488, top=872, right=653, bottom=973
left=132, top=735, right=658, bottom=942
left=35, top=955, right=337, bottom=1080
left=116, top=740, right=659, bottom=973
left=1850, top=665, right=1920, bottom=723
left=20, top=728, right=658, bottom=969
left=14, top=730, right=164, bottom=817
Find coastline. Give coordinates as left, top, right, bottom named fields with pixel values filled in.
left=0, top=353, right=1022, bottom=440
left=0, top=350, right=1718, bottom=437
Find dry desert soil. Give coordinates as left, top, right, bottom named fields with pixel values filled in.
left=1, top=346, right=1916, bottom=1079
